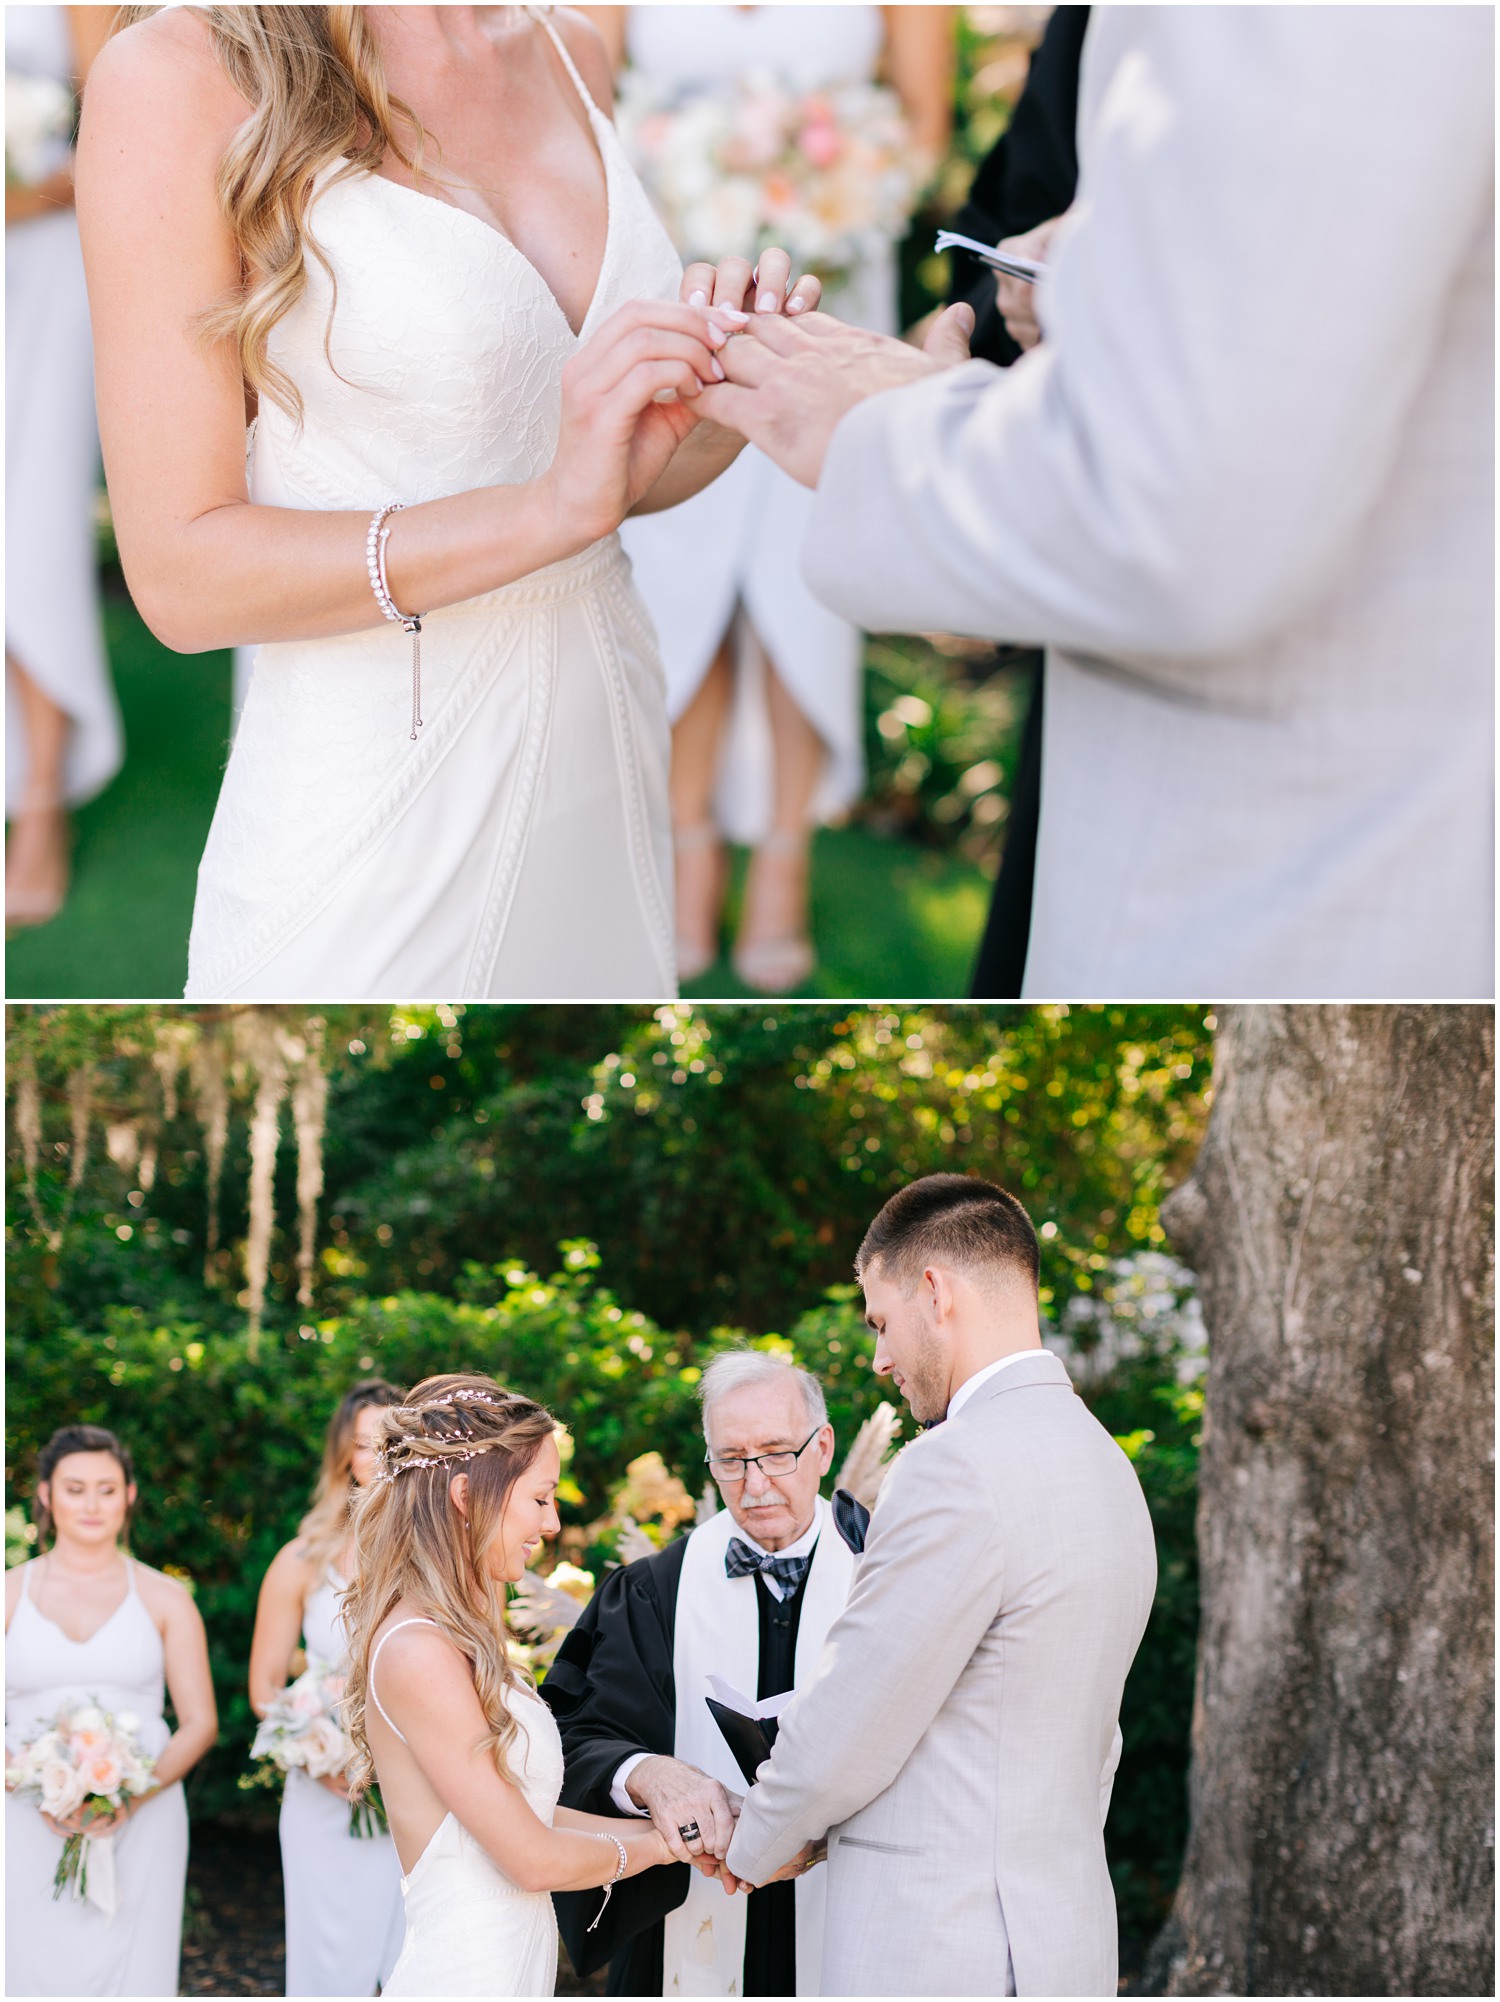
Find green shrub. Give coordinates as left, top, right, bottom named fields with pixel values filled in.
left=6, top=1255, right=1195, bottom=1930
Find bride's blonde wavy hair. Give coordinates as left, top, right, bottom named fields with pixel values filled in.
left=112, top=5, right=432, bottom=419
left=341, top=1374, right=557, bottom=1797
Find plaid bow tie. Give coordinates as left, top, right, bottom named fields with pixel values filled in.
left=725, top=1538, right=811, bottom=1592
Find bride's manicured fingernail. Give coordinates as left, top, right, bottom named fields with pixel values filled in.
left=711, top=307, right=751, bottom=327
left=704, top=321, right=728, bottom=347
left=757, top=291, right=777, bottom=313
left=689, top=289, right=708, bottom=307
left=787, top=296, right=807, bottom=313
left=710, top=357, right=726, bottom=381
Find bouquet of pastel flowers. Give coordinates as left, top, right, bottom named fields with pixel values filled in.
left=615, top=67, right=927, bottom=294
left=5, top=1697, right=157, bottom=1909
left=5, top=71, right=74, bottom=187
left=249, top=1657, right=387, bottom=1839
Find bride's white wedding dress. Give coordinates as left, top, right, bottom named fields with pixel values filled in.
left=373, top=1620, right=565, bottom=1997
left=184, top=4, right=683, bottom=1001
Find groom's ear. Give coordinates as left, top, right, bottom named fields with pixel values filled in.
left=923, top=1263, right=958, bottom=1326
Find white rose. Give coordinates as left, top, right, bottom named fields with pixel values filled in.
left=298, top=1714, right=348, bottom=1779
left=114, top=1711, right=140, bottom=1737
left=40, top=1760, right=86, bottom=1820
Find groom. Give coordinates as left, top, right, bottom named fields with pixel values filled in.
left=725, top=1175, right=1157, bottom=1996
left=699, top=7, right=1494, bottom=1000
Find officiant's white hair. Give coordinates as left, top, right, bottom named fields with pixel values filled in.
left=699, top=1350, right=828, bottom=1435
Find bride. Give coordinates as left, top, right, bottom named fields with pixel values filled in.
left=75, top=5, right=820, bottom=1000
left=341, top=1375, right=730, bottom=1995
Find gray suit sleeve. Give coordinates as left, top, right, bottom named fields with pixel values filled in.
left=726, top=1430, right=1006, bottom=1884
left=804, top=8, right=1494, bottom=661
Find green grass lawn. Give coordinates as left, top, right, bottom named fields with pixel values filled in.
left=8, top=595, right=988, bottom=1000
left=7, top=596, right=233, bottom=1000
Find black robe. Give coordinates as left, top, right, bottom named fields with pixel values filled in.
left=944, top=5, right=1090, bottom=1000
left=542, top=1536, right=808, bottom=1996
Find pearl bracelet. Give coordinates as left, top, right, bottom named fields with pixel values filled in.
left=366, top=501, right=425, bottom=741
left=587, top=1830, right=629, bottom=1932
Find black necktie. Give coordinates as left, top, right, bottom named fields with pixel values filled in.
left=724, top=1538, right=811, bottom=1592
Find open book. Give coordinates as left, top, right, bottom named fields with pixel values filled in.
left=704, top=1676, right=797, bottom=1786
left=933, top=229, right=1043, bottom=284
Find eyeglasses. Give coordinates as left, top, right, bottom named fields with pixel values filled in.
left=704, top=1426, right=823, bottom=1483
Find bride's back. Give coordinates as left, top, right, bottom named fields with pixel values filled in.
left=364, top=1606, right=563, bottom=1875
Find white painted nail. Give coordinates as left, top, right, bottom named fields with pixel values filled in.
left=689, top=289, right=708, bottom=307
left=758, top=291, right=777, bottom=313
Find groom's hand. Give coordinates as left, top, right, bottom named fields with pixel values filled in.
left=626, top=1754, right=740, bottom=1865
left=696, top=303, right=977, bottom=489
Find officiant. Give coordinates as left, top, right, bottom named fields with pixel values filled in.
left=542, top=1352, right=856, bottom=1995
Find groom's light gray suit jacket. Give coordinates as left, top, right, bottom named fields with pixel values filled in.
left=726, top=1352, right=1156, bottom=1997
left=803, top=8, right=1494, bottom=999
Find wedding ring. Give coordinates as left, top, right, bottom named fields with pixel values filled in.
left=679, top=1820, right=702, bottom=1844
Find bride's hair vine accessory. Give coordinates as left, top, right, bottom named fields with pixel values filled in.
left=366, top=501, right=425, bottom=741
left=372, top=1435, right=516, bottom=1485
left=371, top=1383, right=541, bottom=1485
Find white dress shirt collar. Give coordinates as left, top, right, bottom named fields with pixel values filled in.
left=946, top=1347, right=1048, bottom=1421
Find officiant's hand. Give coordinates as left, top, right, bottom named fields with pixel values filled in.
left=625, top=1754, right=739, bottom=1865
left=994, top=215, right=1062, bottom=352
left=696, top=303, right=977, bottom=489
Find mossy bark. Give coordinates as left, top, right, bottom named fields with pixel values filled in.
left=1149, top=1006, right=1494, bottom=1997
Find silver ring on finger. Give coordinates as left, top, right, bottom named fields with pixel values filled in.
left=678, top=1820, right=702, bottom=1846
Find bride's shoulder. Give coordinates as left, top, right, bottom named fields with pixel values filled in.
left=549, top=7, right=616, bottom=115
left=82, top=6, right=254, bottom=162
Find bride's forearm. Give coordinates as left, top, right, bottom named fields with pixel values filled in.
left=117, top=475, right=584, bottom=657
left=501, top=1810, right=669, bottom=1892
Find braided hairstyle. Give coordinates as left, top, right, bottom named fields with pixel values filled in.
left=341, top=1375, right=556, bottom=1796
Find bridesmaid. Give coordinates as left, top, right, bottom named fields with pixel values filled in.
left=5, top=6, right=125, bottom=927
left=592, top=5, right=955, bottom=988
left=249, top=1380, right=406, bottom=1996
left=4, top=1424, right=217, bottom=1997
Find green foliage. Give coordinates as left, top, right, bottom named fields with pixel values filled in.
left=7, top=1003, right=1209, bottom=1923
left=861, top=636, right=1034, bottom=867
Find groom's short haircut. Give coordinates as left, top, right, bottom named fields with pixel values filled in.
left=856, top=1174, right=1040, bottom=1294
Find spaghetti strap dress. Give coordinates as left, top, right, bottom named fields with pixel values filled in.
left=4, top=1561, right=188, bottom=1998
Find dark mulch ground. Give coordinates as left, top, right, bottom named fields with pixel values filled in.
left=180, top=1826, right=285, bottom=1996
left=179, top=1821, right=604, bottom=1997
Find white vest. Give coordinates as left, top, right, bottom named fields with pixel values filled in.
left=663, top=1496, right=855, bottom=1995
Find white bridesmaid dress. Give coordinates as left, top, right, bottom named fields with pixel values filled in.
left=372, top=1621, right=564, bottom=1997
left=4, top=3, right=124, bottom=816
left=5, top=1562, right=188, bottom=1998
left=184, top=5, right=684, bottom=1000
left=279, top=1573, right=405, bottom=1996
left=616, top=5, right=896, bottom=843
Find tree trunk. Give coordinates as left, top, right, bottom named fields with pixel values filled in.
left=1151, top=1006, right=1494, bottom=1997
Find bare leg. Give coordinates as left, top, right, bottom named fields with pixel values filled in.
left=669, top=633, right=734, bottom=980
left=733, top=638, right=824, bottom=992
left=6, top=652, right=71, bottom=928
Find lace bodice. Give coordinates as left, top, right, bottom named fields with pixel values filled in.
left=249, top=5, right=683, bottom=516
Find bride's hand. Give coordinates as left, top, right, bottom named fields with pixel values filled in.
left=539, top=298, right=732, bottom=549
left=680, top=247, right=822, bottom=322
